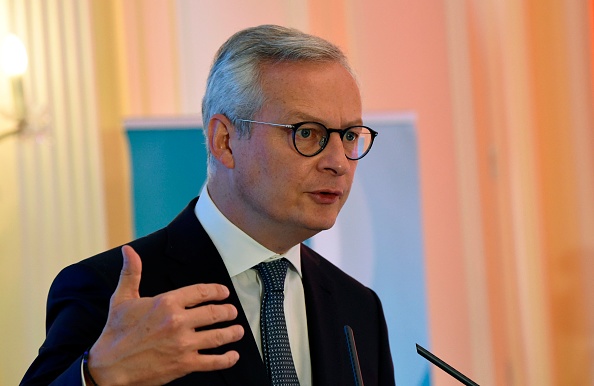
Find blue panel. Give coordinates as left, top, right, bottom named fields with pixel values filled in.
left=365, top=121, right=429, bottom=386
left=126, top=127, right=208, bottom=238
left=420, top=365, right=432, bottom=386
left=309, top=115, right=430, bottom=385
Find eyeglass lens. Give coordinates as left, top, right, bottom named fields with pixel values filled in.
left=294, top=122, right=374, bottom=159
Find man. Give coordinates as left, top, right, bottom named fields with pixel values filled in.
left=22, top=25, right=395, bottom=385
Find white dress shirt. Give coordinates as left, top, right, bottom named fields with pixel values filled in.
left=196, top=186, right=312, bottom=385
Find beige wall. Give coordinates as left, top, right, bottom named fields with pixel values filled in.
left=1, top=1, right=593, bottom=385
left=0, top=137, right=25, bottom=384
left=0, top=1, right=108, bottom=384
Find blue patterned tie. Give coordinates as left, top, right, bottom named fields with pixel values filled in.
left=255, top=259, right=300, bottom=385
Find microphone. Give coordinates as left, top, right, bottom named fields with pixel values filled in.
left=416, top=343, right=479, bottom=386
left=344, top=325, right=365, bottom=386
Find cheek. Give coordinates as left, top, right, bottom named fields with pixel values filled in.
left=235, top=135, right=312, bottom=195
left=340, top=168, right=357, bottom=200
left=342, top=163, right=357, bottom=186
left=237, top=148, right=285, bottom=196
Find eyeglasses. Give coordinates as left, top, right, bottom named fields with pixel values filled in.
left=237, top=119, right=378, bottom=160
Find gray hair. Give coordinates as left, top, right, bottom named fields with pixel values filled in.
left=201, top=25, right=355, bottom=172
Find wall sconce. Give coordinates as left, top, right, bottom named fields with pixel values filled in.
left=0, top=33, right=48, bottom=142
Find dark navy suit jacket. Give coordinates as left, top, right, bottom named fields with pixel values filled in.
left=21, top=198, right=395, bottom=385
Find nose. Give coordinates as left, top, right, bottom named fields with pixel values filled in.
left=317, top=132, right=352, bottom=175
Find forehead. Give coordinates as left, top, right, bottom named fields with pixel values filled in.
left=257, top=60, right=362, bottom=124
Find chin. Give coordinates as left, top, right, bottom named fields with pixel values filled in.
left=304, top=218, right=337, bottom=232
left=293, top=208, right=340, bottom=234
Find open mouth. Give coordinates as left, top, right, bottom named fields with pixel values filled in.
left=310, top=190, right=341, bottom=204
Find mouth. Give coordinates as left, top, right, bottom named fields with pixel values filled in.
left=309, top=189, right=343, bottom=204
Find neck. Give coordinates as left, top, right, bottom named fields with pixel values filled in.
left=207, top=182, right=315, bottom=254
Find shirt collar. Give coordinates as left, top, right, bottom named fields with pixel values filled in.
left=195, top=185, right=301, bottom=277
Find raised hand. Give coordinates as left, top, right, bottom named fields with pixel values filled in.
left=85, top=245, right=244, bottom=385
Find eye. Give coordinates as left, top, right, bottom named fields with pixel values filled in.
left=344, top=130, right=358, bottom=142
left=297, top=128, right=312, bottom=139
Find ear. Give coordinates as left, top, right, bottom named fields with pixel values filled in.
left=207, top=114, right=235, bottom=169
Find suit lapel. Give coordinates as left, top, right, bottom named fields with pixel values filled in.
left=161, top=199, right=269, bottom=386
left=301, top=246, right=352, bottom=386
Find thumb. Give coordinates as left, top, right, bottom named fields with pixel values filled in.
left=111, top=245, right=142, bottom=305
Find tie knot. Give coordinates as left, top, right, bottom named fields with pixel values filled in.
left=256, top=258, right=289, bottom=292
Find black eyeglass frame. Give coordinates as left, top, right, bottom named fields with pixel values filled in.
left=236, top=119, right=378, bottom=160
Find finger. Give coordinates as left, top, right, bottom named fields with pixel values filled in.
left=194, top=350, right=241, bottom=372
left=192, top=324, right=245, bottom=352
left=173, top=283, right=232, bottom=308
left=112, top=245, right=143, bottom=305
left=185, top=303, right=238, bottom=329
